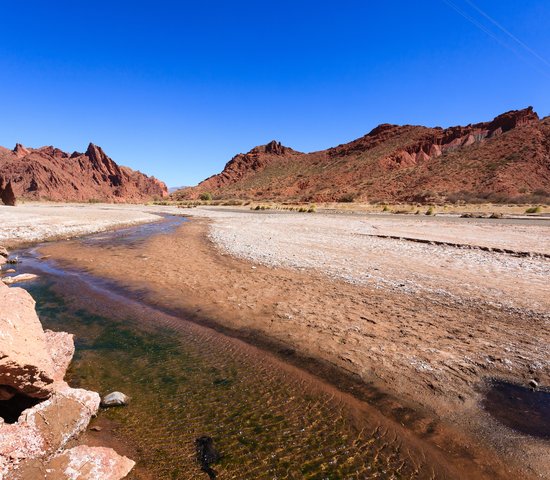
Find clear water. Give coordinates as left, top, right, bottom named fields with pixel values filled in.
left=16, top=218, right=438, bottom=479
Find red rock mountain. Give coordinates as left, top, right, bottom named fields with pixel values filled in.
left=174, top=108, right=550, bottom=204
left=0, top=143, right=168, bottom=204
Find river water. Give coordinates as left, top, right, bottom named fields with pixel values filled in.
left=16, top=217, right=439, bottom=479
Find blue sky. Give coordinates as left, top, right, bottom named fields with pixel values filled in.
left=1, top=1, right=549, bottom=187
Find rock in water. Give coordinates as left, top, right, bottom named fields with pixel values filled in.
left=101, top=391, right=130, bottom=407
left=1, top=273, right=39, bottom=285
left=0, top=283, right=55, bottom=398
left=0, top=246, right=8, bottom=258
left=195, top=436, right=221, bottom=479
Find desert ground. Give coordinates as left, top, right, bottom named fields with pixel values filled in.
left=2, top=203, right=549, bottom=478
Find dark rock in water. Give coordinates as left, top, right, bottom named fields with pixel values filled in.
left=195, top=436, right=221, bottom=479
left=212, top=377, right=232, bottom=387
left=0, top=180, right=16, bottom=206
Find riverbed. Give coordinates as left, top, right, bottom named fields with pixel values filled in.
left=14, top=217, right=441, bottom=479
left=9, top=211, right=549, bottom=479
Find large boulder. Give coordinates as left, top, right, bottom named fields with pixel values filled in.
left=0, top=284, right=55, bottom=398
left=0, top=384, right=100, bottom=477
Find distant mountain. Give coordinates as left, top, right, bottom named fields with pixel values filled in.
left=0, top=143, right=168, bottom=204
left=169, top=186, right=189, bottom=194
left=173, top=107, right=550, bottom=204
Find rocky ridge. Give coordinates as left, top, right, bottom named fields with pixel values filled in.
left=0, top=143, right=168, bottom=204
left=0, top=247, right=134, bottom=479
left=174, top=107, right=550, bottom=203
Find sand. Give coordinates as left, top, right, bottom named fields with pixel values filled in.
left=0, top=203, right=182, bottom=247
left=2, top=204, right=549, bottom=478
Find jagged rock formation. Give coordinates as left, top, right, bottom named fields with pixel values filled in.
left=0, top=276, right=135, bottom=479
left=0, top=143, right=168, bottom=203
left=174, top=107, right=550, bottom=203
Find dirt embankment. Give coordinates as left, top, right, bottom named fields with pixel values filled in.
left=39, top=211, right=550, bottom=479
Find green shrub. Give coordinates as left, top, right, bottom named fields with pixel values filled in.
left=199, top=192, right=213, bottom=201
left=425, top=207, right=435, bottom=216
left=525, top=206, right=542, bottom=214
left=382, top=205, right=390, bottom=212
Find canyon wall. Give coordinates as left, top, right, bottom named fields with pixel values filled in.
left=0, top=143, right=168, bottom=204
left=174, top=107, right=550, bottom=204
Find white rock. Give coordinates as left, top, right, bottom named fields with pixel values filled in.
left=101, top=391, right=130, bottom=407
left=2, top=273, right=39, bottom=285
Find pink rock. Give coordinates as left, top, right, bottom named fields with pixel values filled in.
left=1, top=273, right=39, bottom=285
left=44, top=331, right=75, bottom=382
left=0, top=284, right=55, bottom=398
left=462, top=134, right=476, bottom=147
left=46, top=445, right=135, bottom=479
left=395, top=150, right=416, bottom=167
left=0, top=384, right=100, bottom=475
left=429, top=144, right=442, bottom=158
left=415, top=149, right=430, bottom=162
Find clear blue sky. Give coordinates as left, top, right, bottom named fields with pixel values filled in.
left=1, top=1, right=549, bottom=187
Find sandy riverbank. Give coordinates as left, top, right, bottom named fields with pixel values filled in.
left=34, top=207, right=549, bottom=479
left=0, top=203, right=183, bottom=247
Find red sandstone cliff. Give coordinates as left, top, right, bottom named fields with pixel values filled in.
left=0, top=143, right=168, bottom=204
left=174, top=108, right=550, bottom=204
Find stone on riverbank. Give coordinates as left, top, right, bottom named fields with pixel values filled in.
left=0, top=284, right=55, bottom=398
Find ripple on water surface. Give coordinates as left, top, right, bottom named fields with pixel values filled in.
left=22, top=279, right=437, bottom=480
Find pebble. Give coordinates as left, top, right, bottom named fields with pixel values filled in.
left=101, top=391, right=130, bottom=407
left=528, top=379, right=539, bottom=389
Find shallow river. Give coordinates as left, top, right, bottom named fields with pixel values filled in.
left=17, top=217, right=440, bottom=479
